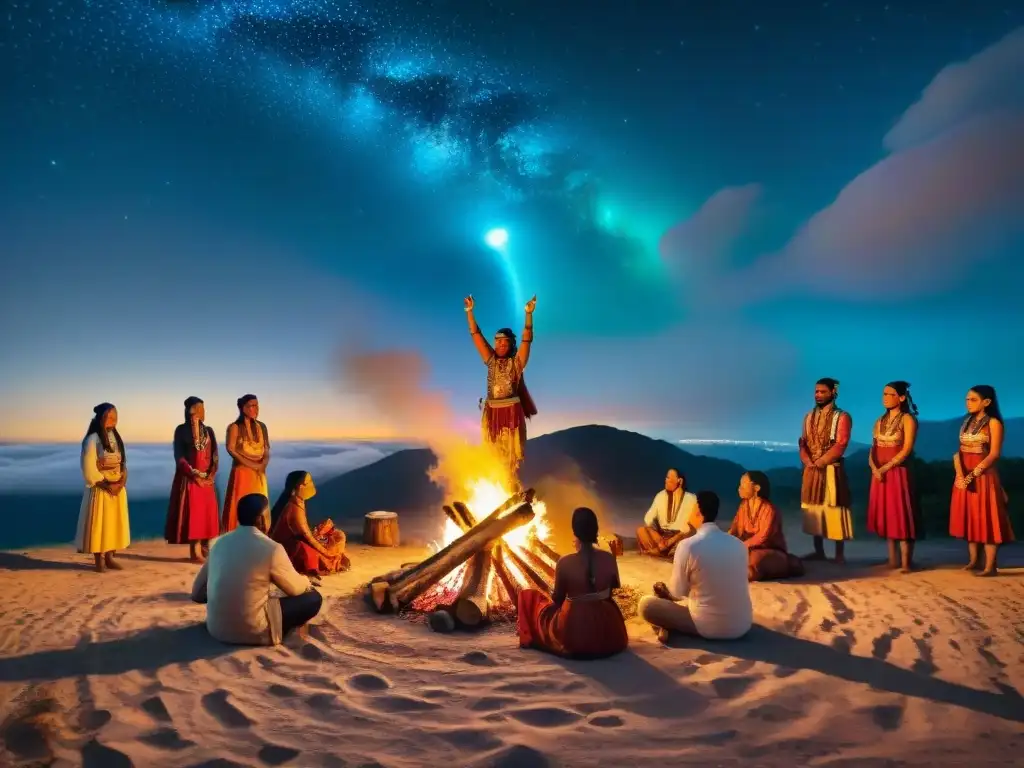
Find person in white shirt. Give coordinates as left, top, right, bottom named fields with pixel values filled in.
left=638, top=490, right=753, bottom=642
left=191, top=493, right=322, bottom=645
left=636, top=468, right=698, bottom=557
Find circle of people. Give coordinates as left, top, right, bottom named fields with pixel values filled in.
left=73, top=380, right=1013, bottom=655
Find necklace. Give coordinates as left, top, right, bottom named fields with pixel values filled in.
left=962, top=414, right=990, bottom=435
left=881, top=410, right=902, bottom=435
left=192, top=422, right=209, bottom=451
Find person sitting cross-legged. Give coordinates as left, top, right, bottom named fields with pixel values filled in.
left=638, top=490, right=753, bottom=642
left=191, top=492, right=322, bottom=645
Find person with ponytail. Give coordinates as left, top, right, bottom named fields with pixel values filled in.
left=74, top=403, right=131, bottom=572
left=950, top=385, right=1014, bottom=575
left=269, top=470, right=350, bottom=576
left=517, top=507, right=627, bottom=659
left=866, top=381, right=923, bottom=572
left=222, top=394, right=271, bottom=532
left=165, top=396, right=220, bottom=563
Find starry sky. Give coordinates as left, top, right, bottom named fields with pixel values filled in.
left=1, top=1, right=1022, bottom=444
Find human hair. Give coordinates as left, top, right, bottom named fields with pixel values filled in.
left=745, top=471, right=771, bottom=501
left=82, top=402, right=126, bottom=462
left=884, top=381, right=918, bottom=416
left=237, top=493, right=269, bottom=527
left=571, top=507, right=599, bottom=591
left=183, top=396, right=204, bottom=425
left=695, top=490, right=720, bottom=523
left=667, top=468, right=686, bottom=486
left=270, top=470, right=308, bottom=530
left=234, top=394, right=258, bottom=424
left=493, top=328, right=518, bottom=357
left=969, top=384, right=1003, bottom=421
left=816, top=377, right=839, bottom=393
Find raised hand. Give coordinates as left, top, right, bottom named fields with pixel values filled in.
left=525, top=294, right=537, bottom=313
left=464, top=295, right=475, bottom=311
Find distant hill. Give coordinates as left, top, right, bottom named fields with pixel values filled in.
left=913, top=416, right=1024, bottom=461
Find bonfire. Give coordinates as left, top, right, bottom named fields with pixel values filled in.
left=366, top=481, right=560, bottom=629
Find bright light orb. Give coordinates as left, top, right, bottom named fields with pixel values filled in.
left=484, top=227, right=509, bottom=249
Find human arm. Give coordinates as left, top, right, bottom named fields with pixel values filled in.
left=666, top=539, right=690, bottom=600
left=550, top=559, right=567, bottom=607
left=224, top=423, right=262, bottom=471
left=727, top=504, right=741, bottom=537
left=464, top=295, right=494, bottom=364
left=642, top=494, right=660, bottom=529
left=293, top=503, right=333, bottom=558
left=191, top=561, right=209, bottom=603
left=270, top=544, right=313, bottom=596
left=798, top=423, right=812, bottom=467
left=81, top=435, right=110, bottom=491
left=258, top=422, right=271, bottom=472
left=953, top=452, right=966, bottom=488
left=966, top=420, right=1003, bottom=484
left=742, top=503, right=780, bottom=550
left=205, top=429, right=219, bottom=485
left=878, top=416, right=917, bottom=474
left=815, top=412, right=852, bottom=467
left=515, top=295, right=536, bottom=371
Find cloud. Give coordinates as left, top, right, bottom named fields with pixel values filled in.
left=662, top=31, right=1024, bottom=303
left=0, top=442, right=395, bottom=498
left=884, top=27, right=1024, bottom=152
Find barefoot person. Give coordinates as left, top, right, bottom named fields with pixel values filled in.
left=799, top=377, right=854, bottom=563
left=636, top=468, right=697, bottom=558
left=165, top=396, right=220, bottom=563
left=517, top=507, right=628, bottom=659
left=729, top=472, right=804, bottom=582
left=464, top=294, right=538, bottom=479
left=75, top=403, right=131, bottom=572
left=192, top=493, right=322, bottom=645
left=222, top=394, right=271, bottom=532
left=867, top=382, right=923, bottom=572
left=269, top=470, right=350, bottom=577
left=950, top=385, right=1014, bottom=576
left=639, top=491, right=752, bottom=642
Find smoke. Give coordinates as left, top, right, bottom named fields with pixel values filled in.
left=337, top=348, right=512, bottom=501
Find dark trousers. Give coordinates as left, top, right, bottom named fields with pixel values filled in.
left=280, top=590, right=323, bottom=636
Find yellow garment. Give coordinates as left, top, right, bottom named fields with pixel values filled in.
left=75, top=434, right=131, bottom=554
left=800, top=464, right=854, bottom=541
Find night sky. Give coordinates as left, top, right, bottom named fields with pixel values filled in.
left=2, top=1, right=1022, bottom=444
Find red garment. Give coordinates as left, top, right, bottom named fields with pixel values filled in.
left=949, top=453, right=1014, bottom=544
left=269, top=501, right=349, bottom=575
left=165, top=425, right=219, bottom=544
left=728, top=500, right=803, bottom=581
left=517, top=589, right=627, bottom=659
left=867, top=443, right=922, bottom=540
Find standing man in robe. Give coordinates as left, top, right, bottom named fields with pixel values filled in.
left=636, top=468, right=697, bottom=557
left=464, top=294, right=538, bottom=481
left=799, top=377, right=854, bottom=563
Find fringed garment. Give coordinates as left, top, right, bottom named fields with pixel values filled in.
left=481, top=355, right=537, bottom=477
left=799, top=404, right=854, bottom=541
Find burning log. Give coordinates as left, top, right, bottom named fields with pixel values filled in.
left=453, top=549, right=493, bottom=627
left=453, top=500, right=553, bottom=597
left=528, top=532, right=562, bottom=564
left=518, top=544, right=555, bottom=581
left=490, top=545, right=521, bottom=604
left=379, top=502, right=536, bottom=612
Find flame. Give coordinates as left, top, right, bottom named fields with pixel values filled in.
left=428, top=477, right=550, bottom=593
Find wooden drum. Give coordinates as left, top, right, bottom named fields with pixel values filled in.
left=363, top=511, right=400, bottom=547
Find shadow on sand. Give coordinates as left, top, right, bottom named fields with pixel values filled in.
left=117, top=551, right=190, bottom=564
left=669, top=625, right=1024, bottom=723
left=0, top=624, right=234, bottom=682
left=0, top=552, right=92, bottom=572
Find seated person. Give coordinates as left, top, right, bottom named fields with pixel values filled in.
left=269, top=470, right=350, bottom=576
left=638, top=490, right=752, bottom=642
left=191, top=493, right=322, bottom=645
left=729, top=471, right=805, bottom=582
left=636, top=467, right=697, bottom=558
left=518, top=507, right=628, bottom=659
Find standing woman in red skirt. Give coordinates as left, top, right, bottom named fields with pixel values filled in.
left=867, top=382, right=923, bottom=571
left=950, top=385, right=1014, bottom=576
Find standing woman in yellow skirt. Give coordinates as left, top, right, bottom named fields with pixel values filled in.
left=221, top=394, right=271, bottom=532
left=75, top=402, right=131, bottom=572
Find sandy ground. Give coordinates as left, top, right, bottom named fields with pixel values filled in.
left=1, top=538, right=1023, bottom=768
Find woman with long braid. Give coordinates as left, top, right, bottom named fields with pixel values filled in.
left=75, top=403, right=131, bottom=572
left=517, top=507, right=627, bottom=659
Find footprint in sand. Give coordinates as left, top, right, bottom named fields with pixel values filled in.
left=141, top=695, right=173, bottom=723
left=305, top=693, right=338, bottom=711
left=267, top=683, right=297, bottom=698
left=507, top=706, right=583, bottom=728
left=711, top=676, right=757, bottom=700
left=587, top=713, right=625, bottom=728
left=187, top=759, right=249, bottom=768
left=727, top=659, right=757, bottom=674
left=298, top=642, right=327, bottom=662
left=201, top=690, right=254, bottom=729
left=437, top=727, right=504, bottom=752
left=421, top=688, right=454, bottom=700
left=695, top=652, right=725, bottom=665
left=469, top=696, right=514, bottom=712
left=364, top=694, right=441, bottom=713
left=80, top=708, right=112, bottom=730
left=258, top=743, right=301, bottom=766
left=773, top=666, right=798, bottom=678
left=140, top=727, right=196, bottom=751
left=81, top=738, right=132, bottom=768
left=691, top=729, right=738, bottom=746
left=869, top=703, right=905, bottom=731
left=347, top=672, right=392, bottom=693
left=747, top=703, right=797, bottom=723
left=470, top=743, right=555, bottom=768
left=460, top=650, right=499, bottom=667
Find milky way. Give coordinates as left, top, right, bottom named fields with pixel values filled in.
left=8, top=0, right=587, bottom=202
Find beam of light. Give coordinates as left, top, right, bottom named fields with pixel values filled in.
left=483, top=228, right=522, bottom=311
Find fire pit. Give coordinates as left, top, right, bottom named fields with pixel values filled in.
left=365, top=487, right=560, bottom=630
